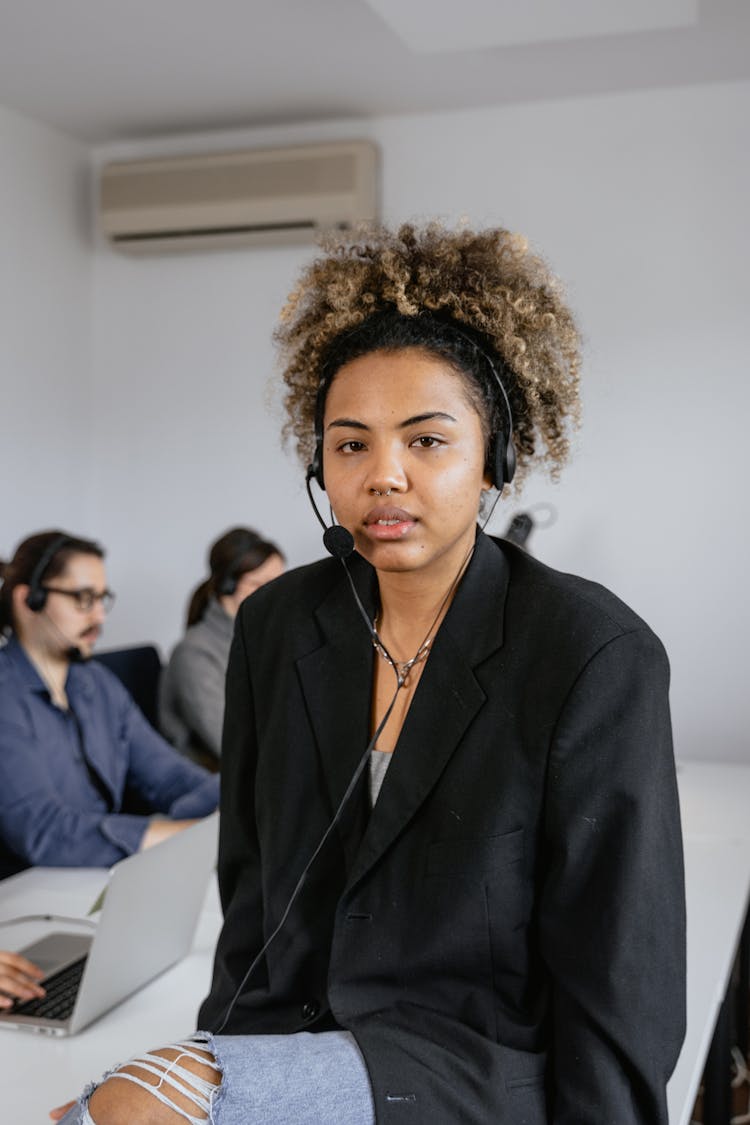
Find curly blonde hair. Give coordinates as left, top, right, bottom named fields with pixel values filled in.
left=275, top=221, right=581, bottom=482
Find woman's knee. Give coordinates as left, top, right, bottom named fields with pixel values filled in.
left=87, top=1045, right=221, bottom=1125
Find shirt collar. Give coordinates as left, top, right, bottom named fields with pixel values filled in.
left=3, top=634, right=50, bottom=693
left=2, top=633, right=94, bottom=700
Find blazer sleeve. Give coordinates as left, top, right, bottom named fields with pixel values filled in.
left=538, top=626, right=686, bottom=1124
left=198, top=618, right=266, bottom=1031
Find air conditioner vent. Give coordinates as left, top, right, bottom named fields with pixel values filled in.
left=100, top=141, right=378, bottom=254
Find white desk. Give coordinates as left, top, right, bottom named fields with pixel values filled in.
left=0, top=867, right=222, bottom=1125
left=678, top=761, right=750, bottom=844
left=667, top=837, right=750, bottom=1125
left=668, top=761, right=750, bottom=1125
left=3, top=760, right=750, bottom=1125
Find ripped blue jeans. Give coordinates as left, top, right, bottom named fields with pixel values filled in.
left=58, top=1030, right=375, bottom=1125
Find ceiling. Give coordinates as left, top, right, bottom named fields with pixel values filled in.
left=0, top=0, right=747, bottom=143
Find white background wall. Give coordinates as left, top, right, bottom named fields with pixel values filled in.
left=4, top=80, right=749, bottom=761
left=1, top=103, right=92, bottom=532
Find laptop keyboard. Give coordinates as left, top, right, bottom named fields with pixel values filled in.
left=9, top=956, right=88, bottom=1022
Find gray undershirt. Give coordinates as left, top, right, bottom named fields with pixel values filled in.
left=369, top=748, right=393, bottom=806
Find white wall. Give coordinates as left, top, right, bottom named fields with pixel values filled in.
left=1, top=104, right=92, bottom=536
left=85, top=79, right=750, bottom=762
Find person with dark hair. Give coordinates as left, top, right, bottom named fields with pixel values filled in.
left=0, top=530, right=219, bottom=878
left=159, top=528, right=284, bottom=765
left=54, top=223, right=685, bottom=1125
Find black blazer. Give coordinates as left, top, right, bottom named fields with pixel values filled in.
left=199, top=532, right=686, bottom=1124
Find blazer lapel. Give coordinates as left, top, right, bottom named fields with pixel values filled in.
left=347, top=531, right=511, bottom=889
left=67, top=668, right=120, bottom=809
left=295, top=555, right=378, bottom=861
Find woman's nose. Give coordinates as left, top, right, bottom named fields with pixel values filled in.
left=365, top=444, right=407, bottom=494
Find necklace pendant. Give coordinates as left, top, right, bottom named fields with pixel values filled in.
left=372, top=627, right=432, bottom=689
left=396, top=662, right=411, bottom=687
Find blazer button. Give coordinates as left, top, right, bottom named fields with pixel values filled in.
left=301, top=1000, right=320, bottom=1021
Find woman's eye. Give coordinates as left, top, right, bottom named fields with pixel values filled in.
left=412, top=435, right=442, bottom=448
left=339, top=440, right=366, bottom=453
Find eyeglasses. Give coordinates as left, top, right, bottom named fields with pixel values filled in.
left=43, top=586, right=116, bottom=613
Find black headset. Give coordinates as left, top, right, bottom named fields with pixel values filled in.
left=216, top=570, right=240, bottom=597
left=25, top=534, right=74, bottom=613
left=214, top=531, right=266, bottom=597
left=485, top=356, right=517, bottom=490
left=306, top=322, right=517, bottom=493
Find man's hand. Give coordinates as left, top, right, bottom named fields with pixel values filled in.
left=139, top=817, right=198, bottom=851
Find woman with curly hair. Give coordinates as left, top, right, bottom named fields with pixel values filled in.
left=55, top=223, right=685, bottom=1125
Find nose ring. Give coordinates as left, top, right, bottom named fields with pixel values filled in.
left=371, top=488, right=392, bottom=496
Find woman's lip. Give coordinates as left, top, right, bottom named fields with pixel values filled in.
left=364, top=505, right=415, bottom=525
left=362, top=506, right=416, bottom=541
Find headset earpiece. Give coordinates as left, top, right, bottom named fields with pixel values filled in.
left=481, top=356, right=516, bottom=491
left=25, top=585, right=48, bottom=613
left=25, top=534, right=72, bottom=613
left=491, top=430, right=516, bottom=491
left=307, top=366, right=333, bottom=493
left=217, top=573, right=238, bottom=597
left=308, top=442, right=325, bottom=492
left=505, top=434, right=517, bottom=486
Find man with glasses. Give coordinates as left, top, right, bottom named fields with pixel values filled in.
left=0, top=531, right=219, bottom=878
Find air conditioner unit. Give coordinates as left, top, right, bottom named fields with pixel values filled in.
left=99, top=141, right=379, bottom=254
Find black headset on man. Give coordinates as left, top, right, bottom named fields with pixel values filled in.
left=25, top=534, right=76, bottom=613
left=23, top=533, right=106, bottom=662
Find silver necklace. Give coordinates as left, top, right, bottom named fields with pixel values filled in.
left=372, top=618, right=432, bottom=687
left=371, top=542, right=476, bottom=689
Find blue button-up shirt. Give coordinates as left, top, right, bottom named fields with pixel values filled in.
left=0, top=636, right=219, bottom=874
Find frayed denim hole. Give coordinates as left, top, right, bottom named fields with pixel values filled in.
left=71, top=1058, right=127, bottom=1125
left=187, top=1031, right=227, bottom=1120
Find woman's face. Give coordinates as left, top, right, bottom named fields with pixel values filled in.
left=225, top=553, right=285, bottom=617
left=235, top=553, right=285, bottom=599
left=322, top=347, right=491, bottom=582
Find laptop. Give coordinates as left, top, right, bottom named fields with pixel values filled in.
left=0, top=813, right=218, bottom=1036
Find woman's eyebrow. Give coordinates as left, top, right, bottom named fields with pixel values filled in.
left=326, top=411, right=457, bottom=432
left=399, top=412, right=457, bottom=428
left=326, top=418, right=369, bottom=431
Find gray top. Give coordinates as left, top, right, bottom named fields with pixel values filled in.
left=159, top=598, right=234, bottom=760
left=369, top=748, right=393, bottom=806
